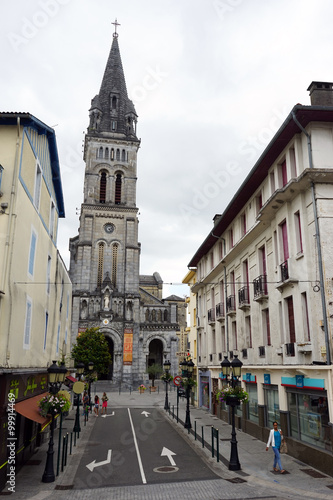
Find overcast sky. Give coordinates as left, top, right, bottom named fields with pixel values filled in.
left=1, top=0, right=333, bottom=298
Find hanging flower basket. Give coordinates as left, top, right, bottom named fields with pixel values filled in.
left=38, top=391, right=71, bottom=417
left=216, top=386, right=249, bottom=405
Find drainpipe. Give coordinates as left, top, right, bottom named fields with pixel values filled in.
left=2, top=117, right=21, bottom=365
left=291, top=111, right=331, bottom=365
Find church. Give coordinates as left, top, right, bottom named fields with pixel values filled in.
left=69, top=24, right=185, bottom=386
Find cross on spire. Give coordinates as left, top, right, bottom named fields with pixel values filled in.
left=112, top=18, right=121, bottom=38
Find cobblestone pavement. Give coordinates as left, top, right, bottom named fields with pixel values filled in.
left=6, top=384, right=333, bottom=500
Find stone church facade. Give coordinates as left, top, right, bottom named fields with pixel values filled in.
left=69, top=30, right=185, bottom=386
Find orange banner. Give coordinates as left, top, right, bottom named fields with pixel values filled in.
left=123, top=329, right=133, bottom=365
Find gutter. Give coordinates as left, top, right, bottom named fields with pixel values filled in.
left=291, top=111, right=331, bottom=365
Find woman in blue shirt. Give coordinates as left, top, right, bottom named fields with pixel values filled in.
left=266, top=421, right=286, bottom=473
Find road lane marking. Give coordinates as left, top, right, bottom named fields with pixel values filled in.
left=101, top=411, right=115, bottom=418
left=86, top=449, right=112, bottom=472
left=161, top=447, right=176, bottom=466
left=141, top=411, right=150, bottom=417
left=127, top=408, right=147, bottom=484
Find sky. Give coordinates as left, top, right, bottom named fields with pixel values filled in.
left=1, top=0, right=333, bottom=299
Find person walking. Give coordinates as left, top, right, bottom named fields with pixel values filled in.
left=266, top=421, right=286, bottom=473
left=101, top=392, right=108, bottom=415
left=94, top=395, right=100, bottom=416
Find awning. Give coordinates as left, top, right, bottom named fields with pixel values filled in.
left=66, top=375, right=77, bottom=383
left=15, top=392, right=51, bottom=427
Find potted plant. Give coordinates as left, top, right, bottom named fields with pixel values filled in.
left=138, top=384, right=146, bottom=394
left=216, top=385, right=249, bottom=406
left=146, top=363, right=163, bottom=391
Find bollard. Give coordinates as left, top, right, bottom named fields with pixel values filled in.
left=56, top=412, right=63, bottom=476
left=202, top=425, right=204, bottom=448
left=70, top=432, right=73, bottom=455
left=194, top=420, right=197, bottom=440
left=211, top=427, right=219, bottom=462
left=61, top=435, right=66, bottom=472
left=172, top=405, right=174, bottom=418
left=64, top=433, right=69, bottom=466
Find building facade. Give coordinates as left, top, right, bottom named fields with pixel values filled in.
left=0, top=113, right=71, bottom=490
left=188, top=82, right=333, bottom=474
left=69, top=31, right=184, bottom=386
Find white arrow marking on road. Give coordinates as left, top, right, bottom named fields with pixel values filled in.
left=101, top=411, right=115, bottom=418
left=86, top=449, right=112, bottom=472
left=141, top=411, right=150, bottom=417
left=161, top=447, right=176, bottom=466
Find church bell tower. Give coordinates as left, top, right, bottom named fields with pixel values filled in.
left=69, top=22, right=142, bottom=384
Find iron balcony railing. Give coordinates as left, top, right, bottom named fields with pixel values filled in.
left=216, top=302, right=225, bottom=319
left=226, top=295, right=236, bottom=313
left=280, top=260, right=289, bottom=281
left=238, top=286, right=250, bottom=305
left=208, top=308, right=215, bottom=323
left=253, top=274, right=268, bottom=298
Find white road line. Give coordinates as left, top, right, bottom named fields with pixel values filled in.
left=127, top=408, right=147, bottom=484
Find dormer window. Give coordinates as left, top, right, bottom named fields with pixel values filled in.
left=112, top=121, right=117, bottom=131
left=111, top=96, right=117, bottom=109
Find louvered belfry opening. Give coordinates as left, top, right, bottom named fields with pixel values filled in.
left=100, top=171, right=107, bottom=203
left=115, top=173, right=122, bottom=204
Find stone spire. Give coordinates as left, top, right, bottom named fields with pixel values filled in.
left=88, top=30, right=138, bottom=139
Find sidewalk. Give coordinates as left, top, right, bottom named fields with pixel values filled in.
left=7, top=385, right=333, bottom=500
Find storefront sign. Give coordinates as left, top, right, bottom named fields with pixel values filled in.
left=5, top=373, right=48, bottom=403
left=264, top=374, right=271, bottom=385
left=296, top=375, right=304, bottom=388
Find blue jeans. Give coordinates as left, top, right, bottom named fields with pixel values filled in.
left=272, top=447, right=282, bottom=470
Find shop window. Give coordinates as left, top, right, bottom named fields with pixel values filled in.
left=264, top=385, right=279, bottom=428
left=288, top=391, right=331, bottom=452
left=246, top=384, right=259, bottom=424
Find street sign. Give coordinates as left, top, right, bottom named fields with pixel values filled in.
left=173, top=375, right=182, bottom=387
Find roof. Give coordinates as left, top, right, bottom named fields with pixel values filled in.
left=0, top=112, right=65, bottom=217
left=188, top=104, right=333, bottom=268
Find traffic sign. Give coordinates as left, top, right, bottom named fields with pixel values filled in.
left=173, top=375, right=182, bottom=386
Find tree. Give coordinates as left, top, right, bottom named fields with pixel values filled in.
left=146, top=363, right=163, bottom=387
left=71, top=328, right=112, bottom=378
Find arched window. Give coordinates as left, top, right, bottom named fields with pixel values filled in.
left=105, top=148, right=109, bottom=159
left=99, top=147, right=103, bottom=158
left=99, top=171, right=107, bottom=203
left=112, top=96, right=117, bottom=109
left=111, top=148, right=114, bottom=160
left=112, top=244, right=118, bottom=287
left=97, top=242, right=105, bottom=287
left=116, top=149, right=120, bottom=161
left=121, top=149, right=126, bottom=161
left=115, top=173, right=122, bottom=204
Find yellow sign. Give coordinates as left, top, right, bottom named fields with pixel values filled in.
left=73, top=381, right=85, bottom=394
left=123, top=329, right=133, bottom=365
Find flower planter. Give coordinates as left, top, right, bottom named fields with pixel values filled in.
left=150, top=386, right=156, bottom=392
left=225, top=395, right=240, bottom=406
left=139, top=389, right=145, bottom=394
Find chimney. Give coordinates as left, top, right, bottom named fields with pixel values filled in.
left=307, top=81, right=333, bottom=106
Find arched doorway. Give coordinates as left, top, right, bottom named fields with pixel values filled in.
left=147, top=338, right=163, bottom=368
left=100, top=336, right=114, bottom=380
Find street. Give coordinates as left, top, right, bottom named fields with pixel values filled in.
left=74, top=407, right=218, bottom=489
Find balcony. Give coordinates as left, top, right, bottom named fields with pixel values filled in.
left=297, top=342, right=312, bottom=354
left=259, top=346, right=265, bottom=357
left=285, top=342, right=295, bottom=356
left=253, top=274, right=268, bottom=302
left=276, top=259, right=299, bottom=292
left=208, top=308, right=215, bottom=324
left=226, top=295, right=236, bottom=314
left=280, top=260, right=289, bottom=281
left=216, top=302, right=225, bottom=321
left=238, top=286, right=250, bottom=309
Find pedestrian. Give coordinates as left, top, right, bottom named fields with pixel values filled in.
left=266, top=421, right=286, bottom=473
left=94, top=395, right=99, bottom=416
left=82, top=391, right=89, bottom=416
left=101, top=392, right=108, bottom=415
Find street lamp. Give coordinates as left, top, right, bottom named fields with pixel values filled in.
left=73, top=362, right=84, bottom=434
left=42, top=360, right=67, bottom=483
left=163, top=359, right=171, bottom=410
left=220, top=354, right=243, bottom=471
left=180, top=357, right=194, bottom=429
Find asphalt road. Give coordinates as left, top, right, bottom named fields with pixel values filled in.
left=73, top=407, right=219, bottom=489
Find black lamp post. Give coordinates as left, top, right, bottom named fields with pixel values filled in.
left=220, top=354, right=243, bottom=471
left=163, top=359, right=171, bottom=410
left=180, top=357, right=194, bottom=429
left=42, top=360, right=67, bottom=483
left=73, top=362, right=84, bottom=433
left=87, top=361, right=94, bottom=412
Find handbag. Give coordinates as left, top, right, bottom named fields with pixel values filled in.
left=280, top=440, right=288, bottom=454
